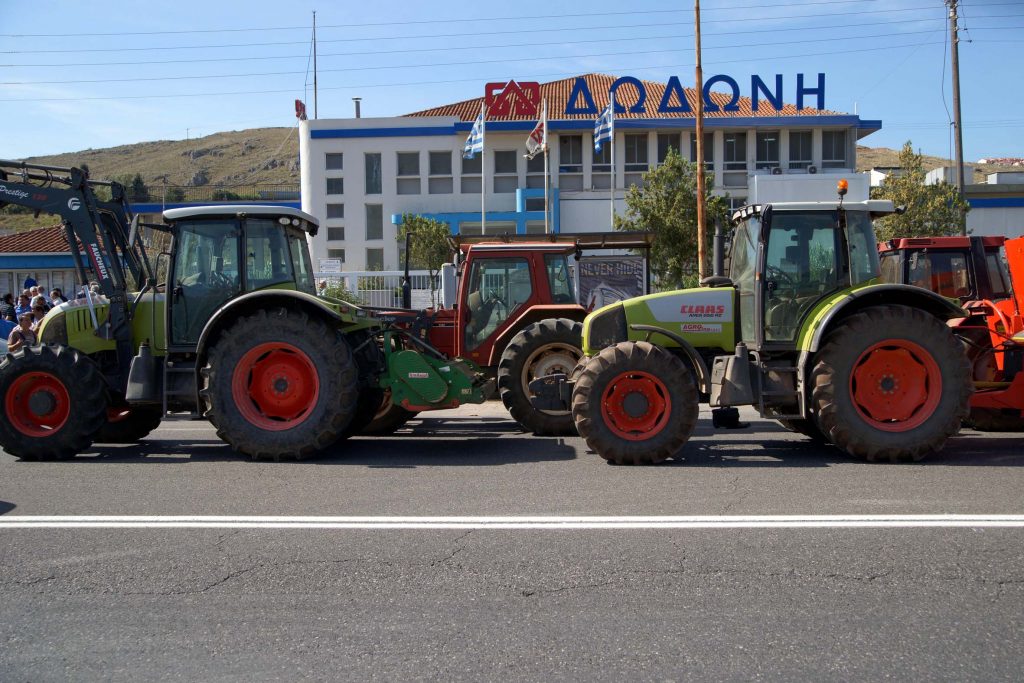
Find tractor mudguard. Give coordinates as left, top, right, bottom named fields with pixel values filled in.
left=800, top=283, right=967, bottom=353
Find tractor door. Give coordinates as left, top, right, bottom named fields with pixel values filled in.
left=759, top=211, right=844, bottom=347
left=459, top=256, right=533, bottom=358
left=168, top=220, right=242, bottom=346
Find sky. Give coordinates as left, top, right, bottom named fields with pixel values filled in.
left=1, top=0, right=1021, bottom=163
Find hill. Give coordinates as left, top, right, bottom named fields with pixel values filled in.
left=2, top=129, right=1020, bottom=233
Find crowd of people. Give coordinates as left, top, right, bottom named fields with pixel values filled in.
left=2, top=280, right=70, bottom=353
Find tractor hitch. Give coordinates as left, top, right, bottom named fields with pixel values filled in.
left=529, top=373, right=573, bottom=411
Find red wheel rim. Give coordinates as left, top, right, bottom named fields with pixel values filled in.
left=231, top=342, right=320, bottom=431
left=600, top=370, right=672, bottom=441
left=4, top=371, right=71, bottom=437
left=849, top=339, right=942, bottom=432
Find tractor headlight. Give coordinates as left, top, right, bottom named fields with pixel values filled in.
left=585, top=303, right=626, bottom=353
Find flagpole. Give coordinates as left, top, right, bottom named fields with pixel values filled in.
left=480, top=102, right=487, bottom=234
left=609, top=92, right=616, bottom=232
left=542, top=99, right=550, bottom=234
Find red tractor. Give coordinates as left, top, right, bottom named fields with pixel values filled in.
left=879, top=235, right=1024, bottom=430
left=363, top=232, right=652, bottom=436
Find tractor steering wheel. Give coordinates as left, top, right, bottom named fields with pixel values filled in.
left=766, top=265, right=796, bottom=287
left=209, top=271, right=234, bottom=288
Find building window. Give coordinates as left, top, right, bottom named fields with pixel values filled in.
left=327, top=227, right=345, bottom=241
left=365, top=204, right=383, bottom=241
left=326, top=203, right=344, bottom=219
left=592, top=145, right=611, bottom=190
left=326, top=153, right=343, bottom=171
left=624, top=133, right=648, bottom=187
left=657, top=133, right=681, bottom=164
left=366, top=248, right=384, bottom=271
left=756, top=131, right=780, bottom=170
left=789, top=131, right=813, bottom=170
left=690, top=133, right=714, bottom=168
left=723, top=133, right=747, bottom=170
left=326, top=177, right=344, bottom=195
left=429, top=151, right=453, bottom=194
left=559, top=135, right=583, bottom=191
left=396, top=152, right=420, bottom=195
left=526, top=153, right=545, bottom=189
left=494, top=150, right=518, bottom=193
left=461, top=154, right=481, bottom=194
left=822, top=130, right=848, bottom=168
left=327, top=249, right=345, bottom=261
left=365, top=153, right=382, bottom=194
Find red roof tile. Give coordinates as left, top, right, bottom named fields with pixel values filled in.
left=406, top=73, right=843, bottom=122
left=0, top=224, right=73, bottom=254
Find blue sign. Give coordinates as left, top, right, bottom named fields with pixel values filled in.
left=565, top=74, right=826, bottom=115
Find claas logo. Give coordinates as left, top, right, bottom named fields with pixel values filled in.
left=485, top=80, right=541, bottom=117
left=680, top=304, right=727, bottom=317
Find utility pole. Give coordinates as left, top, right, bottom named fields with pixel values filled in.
left=947, top=0, right=966, bottom=235
left=313, top=11, right=319, bottom=119
left=694, top=0, right=707, bottom=280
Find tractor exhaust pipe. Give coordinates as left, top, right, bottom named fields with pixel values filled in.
left=712, top=217, right=725, bottom=278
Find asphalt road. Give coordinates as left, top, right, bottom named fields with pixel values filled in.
left=2, top=404, right=1023, bottom=681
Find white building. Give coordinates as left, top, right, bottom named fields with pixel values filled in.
left=300, top=73, right=882, bottom=271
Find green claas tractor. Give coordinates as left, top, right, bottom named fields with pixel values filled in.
left=0, top=161, right=527, bottom=460
left=532, top=182, right=973, bottom=464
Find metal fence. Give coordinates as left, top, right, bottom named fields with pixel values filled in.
left=128, top=185, right=299, bottom=204
left=316, top=270, right=438, bottom=309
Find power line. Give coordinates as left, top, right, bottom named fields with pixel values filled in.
left=2, top=29, right=952, bottom=87
left=2, top=6, right=965, bottom=55
left=1, top=16, right=952, bottom=69
left=0, top=0, right=957, bottom=39
left=0, top=41, right=950, bottom=104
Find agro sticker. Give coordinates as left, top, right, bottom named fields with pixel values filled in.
left=681, top=323, right=722, bottom=334
left=407, top=372, right=430, bottom=379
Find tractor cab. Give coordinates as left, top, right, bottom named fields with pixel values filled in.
left=728, top=197, right=896, bottom=349
left=162, top=206, right=319, bottom=348
left=878, top=236, right=1016, bottom=306
left=454, top=242, right=579, bottom=361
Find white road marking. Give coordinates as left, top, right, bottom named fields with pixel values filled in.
left=0, top=515, right=1023, bottom=529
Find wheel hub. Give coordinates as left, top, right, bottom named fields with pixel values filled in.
left=622, top=392, right=650, bottom=418
left=849, top=340, right=942, bottom=432
left=600, top=370, right=672, bottom=441
left=27, top=390, right=57, bottom=417
left=231, top=343, right=320, bottom=431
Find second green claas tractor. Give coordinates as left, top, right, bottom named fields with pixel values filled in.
left=0, top=160, right=540, bottom=461
left=532, top=183, right=973, bottom=464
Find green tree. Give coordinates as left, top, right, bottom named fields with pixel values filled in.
left=398, top=213, right=452, bottom=307
left=614, top=149, right=728, bottom=289
left=871, top=141, right=969, bottom=241
left=130, top=174, right=149, bottom=202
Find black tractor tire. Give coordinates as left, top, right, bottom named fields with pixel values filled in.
left=361, top=389, right=419, bottom=435
left=342, top=387, right=386, bottom=438
left=0, top=345, right=107, bottom=460
left=810, top=305, right=971, bottom=463
left=572, top=341, right=699, bottom=465
left=200, top=308, right=359, bottom=460
left=967, top=408, right=1024, bottom=432
left=498, top=318, right=583, bottom=436
left=94, top=406, right=163, bottom=444
left=777, top=418, right=828, bottom=442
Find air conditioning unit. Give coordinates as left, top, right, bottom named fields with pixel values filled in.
left=808, top=165, right=818, bottom=175
left=771, top=167, right=783, bottom=175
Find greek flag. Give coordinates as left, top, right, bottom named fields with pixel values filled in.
left=594, top=102, right=614, bottom=153
left=464, top=111, right=484, bottom=159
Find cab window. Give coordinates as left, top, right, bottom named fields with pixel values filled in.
left=463, top=257, right=532, bottom=351
left=545, top=254, right=576, bottom=304
left=246, top=219, right=292, bottom=290
left=170, top=220, right=241, bottom=344
left=729, top=221, right=758, bottom=343
left=288, top=231, right=316, bottom=294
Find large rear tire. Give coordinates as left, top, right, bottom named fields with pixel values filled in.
left=200, top=308, right=359, bottom=460
left=94, top=406, right=163, bottom=444
left=498, top=318, right=583, bottom=436
left=810, top=305, right=971, bottom=462
left=0, top=345, right=107, bottom=460
left=572, top=341, right=699, bottom=465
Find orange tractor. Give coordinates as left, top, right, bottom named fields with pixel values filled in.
left=879, top=235, right=1024, bottom=429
